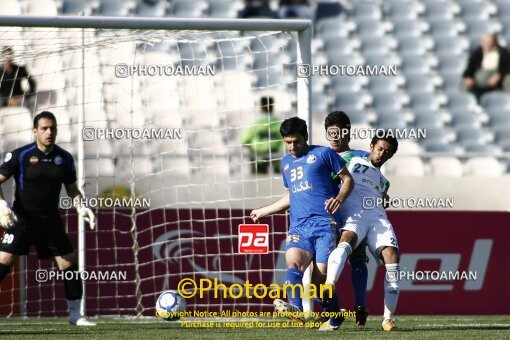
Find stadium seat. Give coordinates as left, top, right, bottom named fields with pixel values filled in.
left=428, top=19, right=460, bottom=38
left=488, top=111, right=510, bottom=128
left=323, top=36, right=355, bottom=55
left=464, top=144, right=503, bottom=156
left=387, top=2, right=420, bottom=20
left=170, top=0, right=206, bottom=18
left=334, top=93, right=365, bottom=111
left=0, top=0, right=21, bottom=15
left=405, top=75, right=436, bottom=94
left=438, top=56, right=466, bottom=75
left=413, top=113, right=445, bottom=128
left=401, top=57, right=432, bottom=76
left=208, top=0, right=240, bottom=18
left=368, top=77, right=399, bottom=94
left=421, top=127, right=454, bottom=145
left=61, top=0, right=94, bottom=15
left=316, top=18, right=350, bottom=39
left=460, top=2, right=491, bottom=20
left=441, top=73, right=463, bottom=92
left=424, top=2, right=457, bottom=20
left=393, top=19, right=423, bottom=40
left=425, top=142, right=462, bottom=155
left=352, top=2, right=382, bottom=21
left=96, top=0, right=134, bottom=16
left=361, top=36, right=391, bottom=55
left=331, top=76, right=363, bottom=93
left=395, top=140, right=422, bottom=156
left=373, top=94, right=405, bottom=111
left=480, top=92, right=510, bottom=109
left=386, top=156, right=426, bottom=176
left=446, top=91, right=478, bottom=110
left=451, top=113, right=482, bottom=129
left=429, top=157, right=464, bottom=176
left=315, top=2, right=343, bottom=22
left=135, top=1, right=167, bottom=17
left=410, top=94, right=441, bottom=111
left=397, top=37, right=429, bottom=57
left=26, top=0, right=58, bottom=15
left=356, top=20, right=387, bottom=38
left=375, top=115, right=407, bottom=129
left=455, top=127, right=489, bottom=145
left=464, top=157, right=505, bottom=176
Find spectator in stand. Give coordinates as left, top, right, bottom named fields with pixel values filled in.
left=239, top=0, right=278, bottom=19
left=0, top=47, right=37, bottom=107
left=463, top=33, right=510, bottom=100
left=278, top=0, right=314, bottom=19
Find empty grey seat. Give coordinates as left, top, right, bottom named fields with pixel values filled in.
left=480, top=92, right=510, bottom=109
left=361, top=36, right=391, bottom=55
left=312, top=93, right=329, bottom=113
left=405, top=75, right=435, bottom=94
left=208, top=0, right=238, bottom=18
left=352, top=2, right=382, bottom=21
left=356, top=20, right=386, bottom=38
left=455, top=127, right=487, bottom=145
left=451, top=113, right=482, bottom=128
left=398, top=37, right=428, bottom=56
left=316, top=18, right=349, bottom=39
left=489, top=112, right=510, bottom=128
left=331, top=77, right=363, bottom=92
left=494, top=127, right=510, bottom=146
left=421, top=127, right=452, bottom=145
left=410, top=94, right=441, bottom=111
left=429, top=19, right=459, bottom=38
left=464, top=144, right=503, bottom=155
left=434, top=37, right=466, bottom=56
left=393, top=19, right=423, bottom=39
left=376, top=115, right=407, bottom=129
left=254, top=67, right=282, bottom=88
left=460, top=2, right=490, bottom=20
left=217, top=40, right=247, bottom=57
left=372, top=94, right=404, bottom=111
left=323, top=37, right=354, bottom=55
left=346, top=109, right=369, bottom=124
left=441, top=72, right=463, bottom=91
left=135, top=1, right=167, bottom=17
left=438, top=56, right=466, bottom=75
left=61, top=0, right=93, bottom=15
left=446, top=91, right=478, bottom=110
left=464, top=19, right=494, bottom=37
left=327, top=52, right=355, bottom=65
left=414, top=114, right=445, bottom=128
left=171, top=0, right=204, bottom=18
left=401, top=57, right=431, bottom=76
left=424, top=142, right=457, bottom=153
left=334, top=93, right=365, bottom=111
left=250, top=34, right=278, bottom=52
left=97, top=0, right=132, bottom=16
left=253, top=52, right=281, bottom=69
left=387, top=2, right=420, bottom=20
left=368, top=77, right=399, bottom=94
left=425, top=2, right=456, bottom=20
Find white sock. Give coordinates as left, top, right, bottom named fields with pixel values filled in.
left=383, top=263, right=400, bottom=321
left=326, top=242, right=352, bottom=285
left=68, top=299, right=82, bottom=319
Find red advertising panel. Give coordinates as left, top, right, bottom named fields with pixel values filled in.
left=18, top=210, right=510, bottom=316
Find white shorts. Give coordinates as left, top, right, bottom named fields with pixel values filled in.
left=340, top=209, right=398, bottom=264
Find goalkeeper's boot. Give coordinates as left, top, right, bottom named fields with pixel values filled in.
left=381, top=319, right=398, bottom=332
left=354, top=305, right=368, bottom=327
left=273, top=299, right=304, bottom=324
left=69, top=316, right=97, bottom=326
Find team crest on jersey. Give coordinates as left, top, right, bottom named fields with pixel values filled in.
left=29, top=156, right=39, bottom=165
left=284, top=163, right=290, bottom=172
left=54, top=155, right=63, bottom=165
left=4, top=153, right=12, bottom=162
left=306, top=154, right=317, bottom=164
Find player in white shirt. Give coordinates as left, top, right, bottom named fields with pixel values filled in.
left=325, top=132, right=400, bottom=332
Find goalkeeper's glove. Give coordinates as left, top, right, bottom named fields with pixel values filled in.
left=76, top=205, right=96, bottom=230
left=0, top=200, right=18, bottom=229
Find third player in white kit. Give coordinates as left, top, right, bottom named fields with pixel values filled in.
left=325, top=132, right=400, bottom=332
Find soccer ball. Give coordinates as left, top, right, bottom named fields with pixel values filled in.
left=155, top=290, right=186, bottom=321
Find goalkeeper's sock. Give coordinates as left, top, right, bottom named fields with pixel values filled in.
left=0, top=263, right=11, bottom=282
left=285, top=268, right=304, bottom=311
left=383, top=263, right=400, bottom=320
left=64, top=264, right=83, bottom=301
left=350, top=257, right=368, bottom=307
left=326, top=242, right=352, bottom=285
left=67, top=299, right=82, bottom=319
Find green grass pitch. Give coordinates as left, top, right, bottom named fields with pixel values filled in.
left=0, top=316, right=508, bottom=339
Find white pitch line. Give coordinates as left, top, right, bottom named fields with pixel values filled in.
left=418, top=323, right=510, bottom=328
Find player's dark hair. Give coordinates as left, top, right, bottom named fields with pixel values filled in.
left=33, top=111, right=57, bottom=128
left=324, top=111, right=351, bottom=130
left=371, top=131, right=399, bottom=155
left=280, top=117, right=308, bottom=139
left=261, top=96, right=274, bottom=114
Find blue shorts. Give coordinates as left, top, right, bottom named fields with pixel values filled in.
left=285, top=217, right=337, bottom=264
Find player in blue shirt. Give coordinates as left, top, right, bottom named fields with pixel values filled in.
left=250, top=117, right=354, bottom=327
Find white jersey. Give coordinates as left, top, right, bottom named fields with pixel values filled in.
left=342, top=155, right=390, bottom=216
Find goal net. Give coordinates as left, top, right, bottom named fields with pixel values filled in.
left=0, top=18, right=311, bottom=317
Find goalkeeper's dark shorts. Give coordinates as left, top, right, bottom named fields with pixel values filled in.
left=0, top=214, right=74, bottom=259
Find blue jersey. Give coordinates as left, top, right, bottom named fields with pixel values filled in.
left=282, top=145, right=346, bottom=226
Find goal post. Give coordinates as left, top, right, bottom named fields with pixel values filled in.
left=0, top=15, right=312, bottom=318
